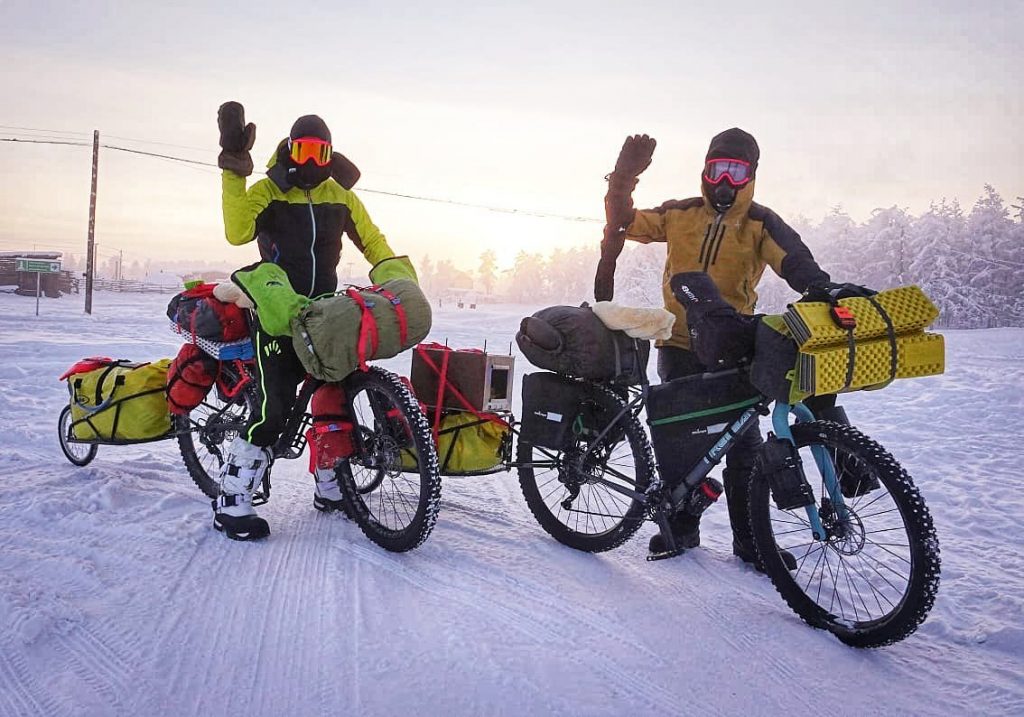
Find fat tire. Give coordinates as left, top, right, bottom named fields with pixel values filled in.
left=337, top=367, right=442, bottom=553
left=517, top=384, right=655, bottom=553
left=176, top=378, right=258, bottom=500
left=58, top=405, right=98, bottom=466
left=749, top=420, right=941, bottom=648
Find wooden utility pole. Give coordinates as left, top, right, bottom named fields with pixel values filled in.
left=85, top=130, right=99, bottom=314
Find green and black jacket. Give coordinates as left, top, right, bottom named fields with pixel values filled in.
left=625, top=181, right=829, bottom=350
left=222, top=149, right=395, bottom=298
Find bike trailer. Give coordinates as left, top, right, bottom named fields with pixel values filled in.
left=646, top=370, right=760, bottom=485
left=403, top=344, right=510, bottom=474
left=61, top=358, right=173, bottom=442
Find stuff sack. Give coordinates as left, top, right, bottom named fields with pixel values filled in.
left=167, top=283, right=251, bottom=342
left=401, top=411, right=508, bottom=474
left=64, top=358, right=173, bottom=441
left=166, top=344, right=218, bottom=415
left=291, top=280, right=433, bottom=382
left=306, top=383, right=356, bottom=471
left=646, top=369, right=761, bottom=486
left=516, top=304, right=649, bottom=384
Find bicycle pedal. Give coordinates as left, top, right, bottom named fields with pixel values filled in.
left=646, top=547, right=686, bottom=562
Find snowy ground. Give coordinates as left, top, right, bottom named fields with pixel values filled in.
left=0, top=289, right=1022, bottom=717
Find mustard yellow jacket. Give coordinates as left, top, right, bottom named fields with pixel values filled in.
left=222, top=148, right=395, bottom=298
left=626, top=181, right=829, bottom=350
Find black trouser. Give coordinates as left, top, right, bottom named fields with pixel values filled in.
left=656, top=347, right=836, bottom=545
left=245, top=321, right=307, bottom=448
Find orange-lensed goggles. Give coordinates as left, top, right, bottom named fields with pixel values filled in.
left=289, top=137, right=332, bottom=166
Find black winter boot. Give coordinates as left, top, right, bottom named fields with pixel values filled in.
left=648, top=511, right=701, bottom=555
left=733, top=537, right=797, bottom=572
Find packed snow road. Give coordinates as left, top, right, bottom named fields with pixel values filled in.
left=0, top=291, right=1021, bottom=716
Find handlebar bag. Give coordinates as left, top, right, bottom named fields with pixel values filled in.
left=516, top=304, right=649, bottom=384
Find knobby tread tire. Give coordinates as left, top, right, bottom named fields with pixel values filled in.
left=338, top=367, right=442, bottom=553
left=749, top=420, right=941, bottom=648
left=517, top=383, right=656, bottom=553
left=176, top=381, right=259, bottom=500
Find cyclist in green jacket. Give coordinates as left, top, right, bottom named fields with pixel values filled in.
left=213, top=102, right=399, bottom=541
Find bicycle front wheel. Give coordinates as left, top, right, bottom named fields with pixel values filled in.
left=337, top=367, right=441, bottom=552
left=749, top=420, right=941, bottom=648
left=517, top=385, right=655, bottom=552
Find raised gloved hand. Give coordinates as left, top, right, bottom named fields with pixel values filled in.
left=217, top=101, right=257, bottom=177
left=802, top=281, right=878, bottom=303
left=613, top=134, right=657, bottom=178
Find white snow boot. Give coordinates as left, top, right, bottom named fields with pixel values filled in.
left=312, top=466, right=348, bottom=515
left=213, top=436, right=272, bottom=541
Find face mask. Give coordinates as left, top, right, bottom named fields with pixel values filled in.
left=288, top=161, right=331, bottom=190
left=707, top=182, right=737, bottom=212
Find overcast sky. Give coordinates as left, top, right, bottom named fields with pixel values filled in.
left=0, top=0, right=1020, bottom=275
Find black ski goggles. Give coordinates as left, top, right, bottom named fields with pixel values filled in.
left=703, top=158, right=752, bottom=186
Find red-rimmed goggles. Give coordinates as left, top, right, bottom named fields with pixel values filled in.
left=289, top=136, right=332, bottom=166
left=703, top=158, right=752, bottom=186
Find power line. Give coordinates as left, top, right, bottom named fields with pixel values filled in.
left=1, top=133, right=602, bottom=223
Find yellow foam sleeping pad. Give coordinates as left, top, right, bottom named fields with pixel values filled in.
left=751, top=286, right=945, bottom=404
left=783, top=285, right=939, bottom=349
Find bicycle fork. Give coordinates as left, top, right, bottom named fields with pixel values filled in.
left=771, top=403, right=850, bottom=542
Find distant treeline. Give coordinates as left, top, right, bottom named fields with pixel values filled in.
left=474, top=186, right=1023, bottom=329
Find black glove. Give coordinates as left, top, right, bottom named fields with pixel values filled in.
left=613, top=134, right=656, bottom=178
left=802, top=281, right=878, bottom=303
left=670, top=272, right=758, bottom=368
left=217, top=101, right=257, bottom=177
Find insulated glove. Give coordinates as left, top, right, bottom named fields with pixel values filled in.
left=670, top=272, right=758, bottom=368
left=217, top=101, right=257, bottom=177
left=613, top=134, right=657, bottom=178
left=802, top=281, right=878, bottom=303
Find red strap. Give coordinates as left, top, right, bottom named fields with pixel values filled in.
left=217, top=359, right=252, bottom=399
left=414, top=344, right=509, bottom=431
left=345, top=288, right=380, bottom=372
left=371, top=285, right=408, bottom=347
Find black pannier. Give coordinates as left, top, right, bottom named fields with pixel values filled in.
left=516, top=304, right=649, bottom=384
left=519, top=372, right=622, bottom=451
left=646, top=369, right=761, bottom=485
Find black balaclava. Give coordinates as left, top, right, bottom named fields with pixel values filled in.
left=286, top=114, right=332, bottom=190
left=702, top=127, right=760, bottom=213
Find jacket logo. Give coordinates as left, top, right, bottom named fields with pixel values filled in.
left=263, top=339, right=281, bottom=357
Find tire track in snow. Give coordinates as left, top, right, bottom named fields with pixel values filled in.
left=341, top=542, right=693, bottom=715
left=0, top=637, right=64, bottom=717
left=53, top=624, right=135, bottom=713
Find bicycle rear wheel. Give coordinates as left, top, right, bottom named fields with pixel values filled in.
left=176, top=373, right=258, bottom=499
left=337, top=367, right=441, bottom=552
left=517, top=385, right=655, bottom=552
left=749, top=420, right=940, bottom=647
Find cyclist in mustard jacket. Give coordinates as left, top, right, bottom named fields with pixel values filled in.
left=596, top=128, right=833, bottom=568
left=213, top=103, right=399, bottom=541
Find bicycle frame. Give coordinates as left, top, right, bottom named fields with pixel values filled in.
left=530, top=387, right=848, bottom=547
